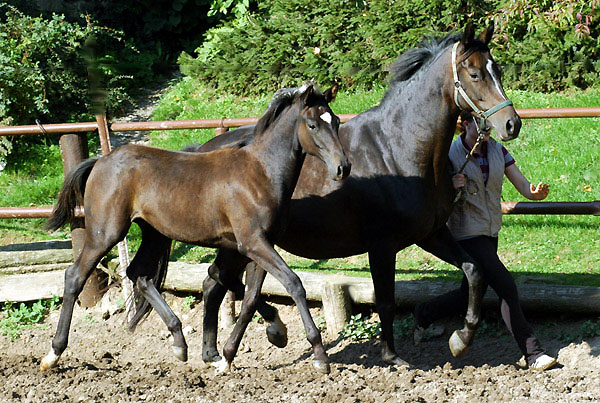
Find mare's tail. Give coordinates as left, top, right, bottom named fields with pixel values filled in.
left=127, top=240, right=172, bottom=332
left=46, top=157, right=100, bottom=232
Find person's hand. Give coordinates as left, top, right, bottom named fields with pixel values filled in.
left=452, top=174, right=466, bottom=190
left=530, top=182, right=549, bottom=200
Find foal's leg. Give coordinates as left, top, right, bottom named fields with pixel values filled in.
left=368, top=241, right=410, bottom=367
left=202, top=252, right=286, bottom=364
left=416, top=225, right=484, bottom=357
left=217, top=262, right=268, bottom=373
left=126, top=223, right=188, bottom=361
left=236, top=237, right=329, bottom=374
left=41, top=235, right=121, bottom=371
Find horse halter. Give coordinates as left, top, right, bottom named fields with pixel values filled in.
left=451, top=42, right=513, bottom=133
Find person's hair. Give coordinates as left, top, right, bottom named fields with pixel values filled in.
left=458, top=111, right=474, bottom=134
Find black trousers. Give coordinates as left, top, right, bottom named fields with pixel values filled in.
left=416, top=235, right=545, bottom=365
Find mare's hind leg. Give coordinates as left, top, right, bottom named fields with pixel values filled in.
left=416, top=225, right=484, bottom=357
left=202, top=251, right=286, bottom=364
left=126, top=222, right=188, bottom=361
left=368, top=241, right=410, bottom=367
left=41, top=234, right=123, bottom=371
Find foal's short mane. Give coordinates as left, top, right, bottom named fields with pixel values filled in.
left=253, top=83, right=323, bottom=136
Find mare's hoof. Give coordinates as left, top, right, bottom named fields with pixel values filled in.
left=213, top=357, right=233, bottom=374
left=390, top=356, right=411, bottom=368
left=266, top=327, right=288, bottom=348
left=172, top=345, right=188, bottom=362
left=40, top=350, right=60, bottom=371
left=313, top=359, right=330, bottom=374
left=449, top=330, right=469, bottom=358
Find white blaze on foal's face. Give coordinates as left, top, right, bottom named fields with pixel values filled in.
left=320, top=111, right=332, bottom=125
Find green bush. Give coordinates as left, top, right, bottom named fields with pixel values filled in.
left=493, top=0, right=599, bottom=92
left=179, top=0, right=492, bottom=94
left=0, top=6, right=140, bottom=126
left=180, top=0, right=599, bottom=95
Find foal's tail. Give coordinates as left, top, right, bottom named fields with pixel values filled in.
left=46, top=157, right=100, bottom=232
left=127, top=240, right=172, bottom=332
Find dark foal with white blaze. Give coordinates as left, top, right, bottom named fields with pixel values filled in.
left=41, top=83, right=350, bottom=374
left=189, top=22, right=521, bottom=367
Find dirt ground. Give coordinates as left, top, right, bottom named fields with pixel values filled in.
left=1, top=289, right=599, bottom=403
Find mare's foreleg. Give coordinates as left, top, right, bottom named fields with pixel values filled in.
left=368, top=242, right=410, bottom=367
left=127, top=225, right=188, bottom=361
left=417, top=225, right=484, bottom=357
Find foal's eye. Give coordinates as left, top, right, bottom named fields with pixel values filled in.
left=308, top=123, right=317, bottom=130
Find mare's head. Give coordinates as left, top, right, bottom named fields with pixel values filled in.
left=452, top=22, right=521, bottom=141
left=259, top=82, right=350, bottom=181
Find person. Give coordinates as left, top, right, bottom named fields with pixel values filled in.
left=413, top=111, right=557, bottom=371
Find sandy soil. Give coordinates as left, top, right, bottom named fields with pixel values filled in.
left=1, top=289, right=599, bottom=402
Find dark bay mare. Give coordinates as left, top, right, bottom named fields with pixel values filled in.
left=182, top=23, right=522, bottom=368
left=41, top=83, right=350, bottom=374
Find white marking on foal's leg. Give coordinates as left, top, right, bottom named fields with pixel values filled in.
left=213, top=357, right=232, bottom=374
left=40, top=349, right=60, bottom=371
left=320, top=112, right=332, bottom=125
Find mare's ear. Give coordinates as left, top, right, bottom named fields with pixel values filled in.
left=461, top=22, right=475, bottom=48
left=324, top=83, right=339, bottom=103
left=301, top=84, right=315, bottom=105
left=478, top=21, right=494, bottom=45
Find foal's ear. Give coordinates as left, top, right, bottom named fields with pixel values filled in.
left=301, top=84, right=315, bottom=105
left=461, top=22, right=475, bottom=48
left=477, top=21, right=494, bottom=45
left=324, top=83, right=339, bottom=103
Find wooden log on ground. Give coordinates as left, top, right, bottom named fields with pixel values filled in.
left=163, top=263, right=600, bottom=315
left=0, top=270, right=65, bottom=302
left=0, top=241, right=73, bottom=268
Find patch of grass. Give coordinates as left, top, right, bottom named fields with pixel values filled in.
left=0, top=295, right=60, bottom=340
left=339, top=313, right=381, bottom=341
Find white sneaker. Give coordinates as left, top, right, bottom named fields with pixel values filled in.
left=518, top=354, right=557, bottom=371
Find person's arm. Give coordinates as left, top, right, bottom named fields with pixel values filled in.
left=505, top=164, right=549, bottom=200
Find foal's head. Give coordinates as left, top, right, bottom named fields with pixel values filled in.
left=452, top=22, right=521, bottom=141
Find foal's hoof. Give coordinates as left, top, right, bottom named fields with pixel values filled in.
left=172, top=345, right=188, bottom=362
left=313, top=359, right=331, bottom=374
left=213, top=357, right=233, bottom=374
left=449, top=330, right=469, bottom=358
left=266, top=327, right=288, bottom=348
left=40, top=350, right=60, bottom=371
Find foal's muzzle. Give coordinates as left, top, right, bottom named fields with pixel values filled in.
left=334, top=157, right=351, bottom=181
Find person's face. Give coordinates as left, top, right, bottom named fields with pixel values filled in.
left=464, top=118, right=491, bottom=141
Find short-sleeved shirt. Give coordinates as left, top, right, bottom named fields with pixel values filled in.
left=460, top=133, right=515, bottom=183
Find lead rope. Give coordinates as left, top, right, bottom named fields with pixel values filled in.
left=452, top=118, right=486, bottom=204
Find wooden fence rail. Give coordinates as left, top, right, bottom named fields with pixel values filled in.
left=1, top=107, right=599, bottom=219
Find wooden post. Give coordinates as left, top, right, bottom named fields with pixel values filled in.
left=96, top=114, right=136, bottom=320
left=59, top=133, right=103, bottom=308
left=220, top=290, right=236, bottom=328
left=321, top=280, right=352, bottom=337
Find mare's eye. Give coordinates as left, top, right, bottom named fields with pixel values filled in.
left=470, top=73, right=480, bottom=81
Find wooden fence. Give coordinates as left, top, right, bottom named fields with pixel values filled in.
left=1, top=107, right=599, bottom=324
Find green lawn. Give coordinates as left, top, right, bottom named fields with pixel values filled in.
left=1, top=81, right=598, bottom=286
